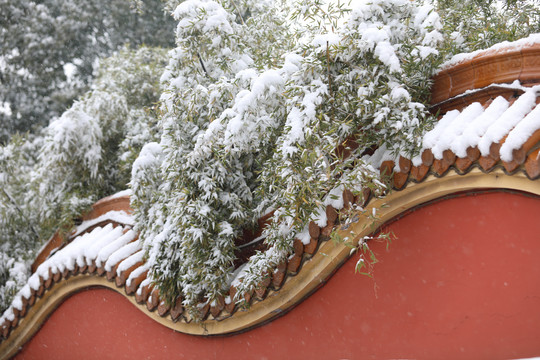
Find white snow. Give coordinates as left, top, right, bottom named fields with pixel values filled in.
left=97, top=230, right=138, bottom=269
left=478, top=90, right=537, bottom=156
left=84, top=225, right=125, bottom=264
left=126, top=262, right=149, bottom=287
left=324, top=185, right=345, bottom=210
left=229, top=263, right=248, bottom=288
left=439, top=33, right=540, bottom=72
left=136, top=278, right=152, bottom=296
left=366, top=143, right=399, bottom=169
left=422, top=110, right=461, bottom=155
left=313, top=206, right=328, bottom=228
left=104, top=239, right=141, bottom=272
left=431, top=103, right=484, bottom=159
left=312, top=33, right=342, bottom=53
left=374, top=83, right=539, bottom=169
left=296, top=225, right=311, bottom=245
left=451, top=96, right=510, bottom=157
left=0, top=211, right=144, bottom=325
left=106, top=189, right=132, bottom=200
left=500, top=102, right=540, bottom=161
left=72, top=210, right=134, bottom=237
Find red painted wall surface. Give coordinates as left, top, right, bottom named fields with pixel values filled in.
left=16, top=191, right=540, bottom=360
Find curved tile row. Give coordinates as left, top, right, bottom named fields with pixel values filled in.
left=371, top=85, right=540, bottom=189
left=0, top=193, right=355, bottom=339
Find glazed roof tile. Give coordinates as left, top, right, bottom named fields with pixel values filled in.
left=368, top=84, right=540, bottom=184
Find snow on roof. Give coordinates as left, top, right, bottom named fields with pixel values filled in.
left=368, top=83, right=540, bottom=180
left=0, top=219, right=140, bottom=325
left=439, top=33, right=540, bottom=72
left=72, top=210, right=134, bottom=238
left=3, top=80, right=537, bottom=330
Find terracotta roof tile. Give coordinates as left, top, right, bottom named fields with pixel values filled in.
left=304, top=237, right=318, bottom=255
left=115, top=260, right=144, bottom=288
left=96, top=264, right=107, bottom=277
left=209, top=303, right=221, bottom=319
left=342, top=189, right=355, bottom=209
left=293, top=238, right=304, bottom=257
left=271, top=262, right=286, bottom=289
left=525, top=148, right=540, bottom=179
left=502, top=158, right=520, bottom=173
left=513, top=128, right=540, bottom=164
left=87, top=260, right=97, bottom=274
left=489, top=141, right=502, bottom=160
left=466, top=146, right=480, bottom=161
left=242, top=288, right=253, bottom=304
left=135, top=282, right=152, bottom=304
left=432, top=158, right=450, bottom=176
left=442, top=149, right=457, bottom=166
left=367, top=84, right=540, bottom=192
left=1, top=321, right=9, bottom=340
left=254, top=275, right=270, bottom=300
left=325, top=205, right=338, bottom=225
left=158, top=300, right=170, bottom=317
left=308, top=221, right=320, bottom=239
left=410, top=164, right=429, bottom=182
left=455, top=156, right=473, bottom=173
left=393, top=171, right=409, bottom=189
left=209, top=295, right=225, bottom=319
left=399, top=156, right=412, bottom=173
left=106, top=264, right=119, bottom=281
left=380, top=160, right=394, bottom=177
left=125, top=268, right=148, bottom=295
left=478, top=155, right=498, bottom=171
left=224, top=288, right=236, bottom=314
left=170, top=296, right=184, bottom=321
left=43, top=270, right=53, bottom=290
left=9, top=316, right=18, bottom=330
left=36, top=283, right=45, bottom=298
left=287, top=255, right=302, bottom=273
left=198, top=303, right=210, bottom=320
left=421, top=149, right=434, bottom=166
left=360, top=188, right=371, bottom=207
left=146, top=288, right=159, bottom=311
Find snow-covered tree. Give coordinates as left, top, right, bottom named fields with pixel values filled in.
left=131, top=0, right=296, bottom=314
left=0, top=135, right=41, bottom=312
left=0, top=0, right=175, bottom=143
left=0, top=46, right=167, bottom=312
left=130, top=0, right=446, bottom=318
left=436, top=0, right=540, bottom=54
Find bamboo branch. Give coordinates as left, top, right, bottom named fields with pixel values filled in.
left=1, top=188, right=40, bottom=239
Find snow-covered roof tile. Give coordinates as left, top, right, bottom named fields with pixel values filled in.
left=371, top=84, right=540, bottom=188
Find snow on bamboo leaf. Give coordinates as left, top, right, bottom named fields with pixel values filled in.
left=131, top=0, right=443, bottom=320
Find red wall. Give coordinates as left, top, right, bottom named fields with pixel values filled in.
left=16, top=191, right=540, bottom=359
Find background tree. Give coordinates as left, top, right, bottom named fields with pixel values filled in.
left=436, top=0, right=540, bottom=54
left=0, top=46, right=167, bottom=312
left=0, top=0, right=175, bottom=143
